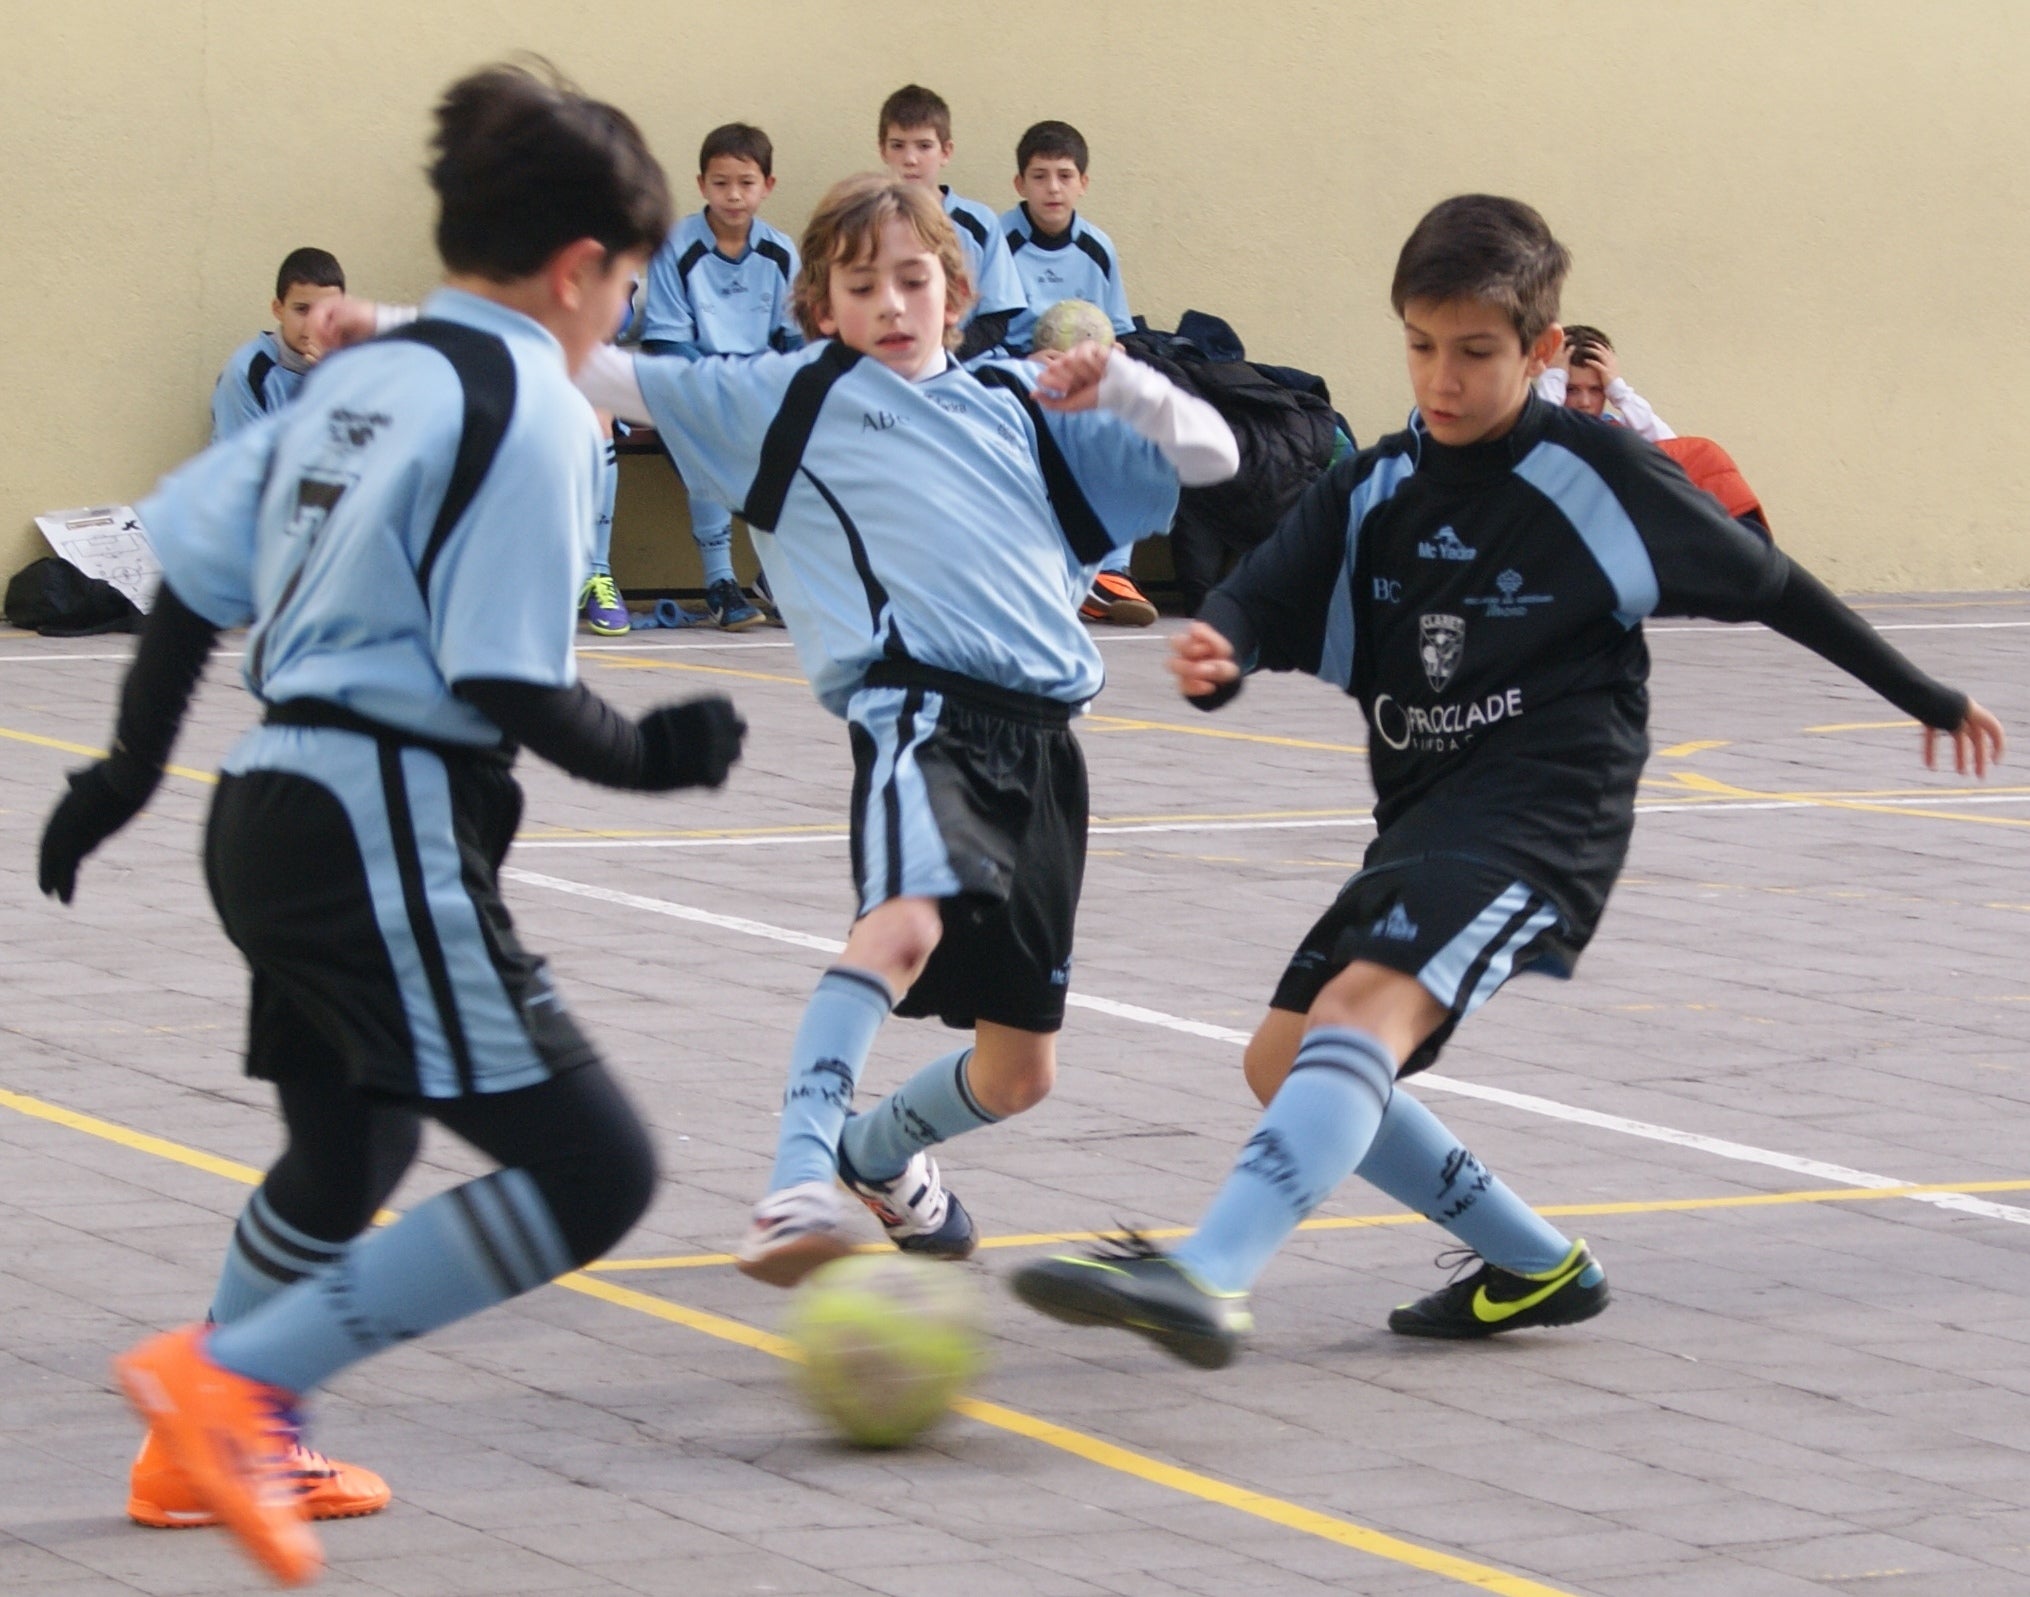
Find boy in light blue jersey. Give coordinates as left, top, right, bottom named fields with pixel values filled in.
left=579, top=172, right=1238, bottom=1284
left=1001, top=122, right=1135, bottom=352
left=638, top=123, right=801, bottom=629
left=1000, top=119, right=1157, bottom=628
left=877, top=85, right=1027, bottom=364
left=209, top=247, right=347, bottom=442
left=41, top=66, right=743, bottom=1582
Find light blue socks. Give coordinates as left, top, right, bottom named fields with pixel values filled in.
left=1356, top=1088, right=1582, bottom=1278
left=1173, top=1027, right=1396, bottom=1294
left=688, top=491, right=737, bottom=588
left=767, top=967, right=893, bottom=1191
left=209, top=1186, right=348, bottom=1325
left=839, top=1047, right=999, bottom=1182
left=207, top=1169, right=571, bottom=1395
left=590, top=439, right=619, bottom=574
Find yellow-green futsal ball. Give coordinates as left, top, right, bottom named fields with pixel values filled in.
left=1029, top=298, right=1117, bottom=354
left=785, top=1253, right=984, bottom=1448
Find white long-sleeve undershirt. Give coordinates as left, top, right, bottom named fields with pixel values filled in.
left=575, top=344, right=1240, bottom=486
left=1534, top=367, right=1676, bottom=442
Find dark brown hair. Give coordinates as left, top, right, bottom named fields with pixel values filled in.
left=1390, top=194, right=1570, bottom=346
left=1017, top=120, right=1089, bottom=175
left=274, top=247, right=344, bottom=299
left=700, top=122, right=774, bottom=179
left=878, top=84, right=952, bottom=145
left=430, top=61, right=672, bottom=281
left=794, top=174, right=974, bottom=347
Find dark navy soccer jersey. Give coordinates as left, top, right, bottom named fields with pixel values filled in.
left=941, top=188, right=1027, bottom=325
left=998, top=207, right=1135, bottom=351
left=1200, top=393, right=1965, bottom=922
left=630, top=342, right=1179, bottom=714
left=211, top=331, right=304, bottom=442
left=640, top=211, right=800, bottom=353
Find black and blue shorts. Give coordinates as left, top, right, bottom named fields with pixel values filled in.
left=846, top=662, right=1087, bottom=1034
left=1270, top=851, right=1590, bottom=1076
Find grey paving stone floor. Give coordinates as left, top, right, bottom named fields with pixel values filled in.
left=0, top=593, right=2026, bottom=1596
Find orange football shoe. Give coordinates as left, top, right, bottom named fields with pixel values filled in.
left=129, top=1425, right=390, bottom=1528
left=1079, top=570, right=1158, bottom=627
left=113, top=1326, right=323, bottom=1587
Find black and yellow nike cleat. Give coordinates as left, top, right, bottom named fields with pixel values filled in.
left=1011, top=1234, right=1252, bottom=1370
left=1388, top=1241, right=1610, bottom=1339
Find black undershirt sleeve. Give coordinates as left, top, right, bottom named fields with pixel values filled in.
left=956, top=311, right=1012, bottom=363
left=1185, top=452, right=1369, bottom=713
left=1751, top=556, right=1967, bottom=730
left=454, top=678, right=652, bottom=788
left=104, top=583, right=222, bottom=803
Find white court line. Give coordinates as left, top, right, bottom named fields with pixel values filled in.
left=510, top=791, right=2028, bottom=851
left=2, top=619, right=2023, bottom=667
left=501, top=868, right=2030, bottom=1227
left=1648, top=620, right=2030, bottom=635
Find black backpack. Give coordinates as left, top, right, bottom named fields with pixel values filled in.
left=1120, top=323, right=1349, bottom=612
left=4, top=557, right=142, bottom=637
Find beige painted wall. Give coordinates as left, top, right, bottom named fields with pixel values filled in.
left=4, top=0, right=2026, bottom=591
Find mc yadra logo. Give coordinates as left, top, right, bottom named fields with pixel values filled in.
left=1417, top=526, right=1477, bottom=561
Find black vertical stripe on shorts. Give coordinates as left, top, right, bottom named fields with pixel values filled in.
left=377, top=742, right=478, bottom=1093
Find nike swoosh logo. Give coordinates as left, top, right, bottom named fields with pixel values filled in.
left=1472, top=1263, right=1585, bottom=1323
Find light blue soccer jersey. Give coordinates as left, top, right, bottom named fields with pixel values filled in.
left=144, top=289, right=603, bottom=750
left=630, top=343, right=1179, bottom=714
left=210, top=331, right=305, bottom=442
left=941, top=188, right=1027, bottom=325
left=998, top=208, right=1136, bottom=352
left=639, top=211, right=800, bottom=353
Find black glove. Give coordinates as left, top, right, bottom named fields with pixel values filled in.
left=39, top=763, right=150, bottom=903
left=638, top=696, right=746, bottom=791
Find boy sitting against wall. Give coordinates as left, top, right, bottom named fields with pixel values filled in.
left=1001, top=120, right=1156, bottom=627
left=638, top=123, right=802, bottom=631
left=209, top=248, right=346, bottom=442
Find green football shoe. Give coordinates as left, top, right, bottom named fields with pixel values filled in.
left=1388, top=1241, right=1610, bottom=1339
left=1011, top=1235, right=1252, bottom=1370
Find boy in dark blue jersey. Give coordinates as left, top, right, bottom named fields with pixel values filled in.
left=1013, top=193, right=2005, bottom=1370
left=575, top=172, right=1238, bottom=1285
left=999, top=119, right=1156, bottom=628
left=41, top=65, right=742, bottom=1581
left=877, top=85, right=1028, bottom=365
left=638, top=122, right=801, bottom=629
left=210, top=248, right=347, bottom=442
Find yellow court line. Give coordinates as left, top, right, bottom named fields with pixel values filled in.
left=1805, top=719, right=1920, bottom=734
left=1084, top=713, right=1366, bottom=754
left=1672, top=771, right=2030, bottom=830
left=1656, top=740, right=1729, bottom=758
left=0, top=726, right=215, bottom=786
left=0, top=1084, right=1576, bottom=1597
left=586, top=653, right=805, bottom=685
left=582, top=1177, right=2030, bottom=1271
left=950, top=1395, right=1575, bottom=1597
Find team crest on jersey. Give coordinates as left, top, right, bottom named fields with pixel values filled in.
left=1418, top=613, right=1466, bottom=691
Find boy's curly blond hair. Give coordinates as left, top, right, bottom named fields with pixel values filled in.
left=794, top=174, right=976, bottom=349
